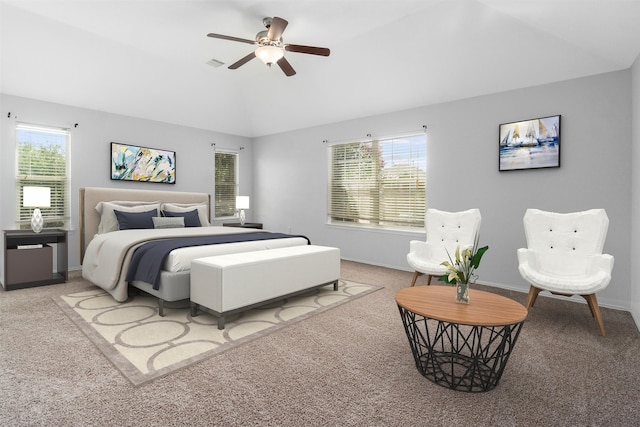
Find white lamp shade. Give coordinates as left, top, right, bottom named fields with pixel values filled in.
left=23, top=186, right=51, bottom=208
left=255, top=45, right=284, bottom=65
left=236, top=196, right=250, bottom=210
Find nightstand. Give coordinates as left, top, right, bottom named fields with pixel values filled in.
left=3, top=229, right=68, bottom=290
left=223, top=222, right=263, bottom=230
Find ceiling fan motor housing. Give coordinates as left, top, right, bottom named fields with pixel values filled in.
left=256, top=30, right=282, bottom=47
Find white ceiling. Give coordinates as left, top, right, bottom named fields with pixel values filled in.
left=2, top=0, right=640, bottom=137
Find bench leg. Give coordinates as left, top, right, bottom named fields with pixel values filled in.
left=158, top=299, right=165, bottom=317
left=217, top=316, right=226, bottom=330
left=190, top=302, right=199, bottom=317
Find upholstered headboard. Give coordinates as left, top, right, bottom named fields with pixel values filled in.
left=79, top=187, right=210, bottom=262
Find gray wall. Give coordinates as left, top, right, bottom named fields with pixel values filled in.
left=253, top=70, right=632, bottom=310
left=0, top=94, right=253, bottom=275
left=1, top=69, right=635, bottom=315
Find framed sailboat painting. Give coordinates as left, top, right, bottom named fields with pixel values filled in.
left=499, top=115, right=561, bottom=171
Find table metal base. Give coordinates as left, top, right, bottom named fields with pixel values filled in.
left=398, top=305, right=524, bottom=392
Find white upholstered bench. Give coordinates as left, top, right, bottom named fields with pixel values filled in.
left=190, top=245, right=341, bottom=329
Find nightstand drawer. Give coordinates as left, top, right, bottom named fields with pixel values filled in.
left=6, top=245, right=53, bottom=285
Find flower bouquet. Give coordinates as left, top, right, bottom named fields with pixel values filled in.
left=438, top=235, right=489, bottom=303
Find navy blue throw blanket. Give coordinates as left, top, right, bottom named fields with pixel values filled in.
left=126, top=232, right=311, bottom=290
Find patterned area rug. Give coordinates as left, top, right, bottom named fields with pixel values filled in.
left=53, top=280, right=380, bottom=386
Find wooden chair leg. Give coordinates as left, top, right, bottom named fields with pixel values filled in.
left=525, top=286, right=541, bottom=309
left=427, top=275, right=433, bottom=286
left=582, top=294, right=606, bottom=337
left=410, top=271, right=422, bottom=287
left=584, top=294, right=597, bottom=317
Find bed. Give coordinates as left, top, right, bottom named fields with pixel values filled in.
left=80, top=187, right=309, bottom=312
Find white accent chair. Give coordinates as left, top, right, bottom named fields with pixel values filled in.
left=517, top=209, right=614, bottom=336
left=407, top=208, right=482, bottom=287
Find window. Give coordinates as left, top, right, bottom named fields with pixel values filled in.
left=328, top=133, right=426, bottom=230
left=16, top=124, right=70, bottom=229
left=214, top=150, right=238, bottom=218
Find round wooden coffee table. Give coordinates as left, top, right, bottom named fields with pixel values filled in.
left=395, top=285, right=527, bottom=392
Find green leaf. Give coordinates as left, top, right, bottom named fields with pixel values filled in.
left=471, top=245, right=489, bottom=269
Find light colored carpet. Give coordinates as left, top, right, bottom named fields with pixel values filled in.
left=2, top=262, right=639, bottom=426
left=53, top=280, right=380, bottom=386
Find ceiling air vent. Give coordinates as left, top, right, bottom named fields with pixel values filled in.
left=206, top=58, right=225, bottom=68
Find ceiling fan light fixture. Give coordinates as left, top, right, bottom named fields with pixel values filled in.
left=208, top=16, right=328, bottom=76
left=255, top=45, right=284, bottom=66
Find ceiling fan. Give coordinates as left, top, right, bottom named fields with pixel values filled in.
left=207, top=16, right=330, bottom=76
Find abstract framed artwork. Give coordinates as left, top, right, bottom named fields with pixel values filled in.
left=499, top=115, right=561, bottom=171
left=111, top=142, right=176, bottom=184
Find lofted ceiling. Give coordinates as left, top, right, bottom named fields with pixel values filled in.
left=1, top=0, right=640, bottom=138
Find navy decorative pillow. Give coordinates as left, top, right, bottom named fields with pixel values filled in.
left=114, top=209, right=157, bottom=230
left=163, top=209, right=201, bottom=227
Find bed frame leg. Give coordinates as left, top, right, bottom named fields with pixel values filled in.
left=333, top=280, right=339, bottom=291
left=217, top=316, right=225, bottom=330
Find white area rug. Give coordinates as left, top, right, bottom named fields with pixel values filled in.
left=54, top=280, right=380, bottom=386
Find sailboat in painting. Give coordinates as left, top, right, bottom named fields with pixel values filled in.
left=537, top=119, right=549, bottom=140
left=511, top=124, right=521, bottom=146
left=500, top=129, right=511, bottom=146
left=549, top=123, right=559, bottom=145
left=521, top=121, right=538, bottom=147
left=537, top=119, right=554, bottom=144
left=537, top=118, right=559, bottom=145
left=501, top=124, right=522, bottom=146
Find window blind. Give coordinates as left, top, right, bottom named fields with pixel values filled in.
left=328, top=133, right=426, bottom=229
left=16, top=124, right=70, bottom=228
left=214, top=151, right=238, bottom=218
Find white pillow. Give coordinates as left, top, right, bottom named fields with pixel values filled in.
left=161, top=203, right=210, bottom=226
left=96, top=201, right=160, bottom=234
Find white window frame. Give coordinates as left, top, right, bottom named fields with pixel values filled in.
left=214, top=149, right=239, bottom=219
left=15, top=123, right=70, bottom=230
left=327, top=132, right=426, bottom=231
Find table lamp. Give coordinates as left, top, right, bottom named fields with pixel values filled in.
left=23, top=186, right=50, bottom=233
left=236, top=196, right=250, bottom=226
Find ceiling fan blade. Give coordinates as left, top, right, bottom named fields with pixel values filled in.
left=228, top=52, right=257, bottom=69
left=268, top=17, right=288, bottom=41
left=207, top=33, right=256, bottom=45
left=285, top=44, right=330, bottom=56
left=276, top=57, right=296, bottom=76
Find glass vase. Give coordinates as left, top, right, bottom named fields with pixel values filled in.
left=456, top=283, right=470, bottom=304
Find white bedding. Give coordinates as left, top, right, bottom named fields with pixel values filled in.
left=164, top=236, right=309, bottom=272
left=82, top=226, right=307, bottom=302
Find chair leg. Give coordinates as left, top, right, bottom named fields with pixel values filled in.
left=525, top=286, right=541, bottom=309
left=582, top=294, right=606, bottom=337
left=584, top=294, right=597, bottom=317
left=427, top=275, right=433, bottom=286
left=410, top=271, right=422, bottom=287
